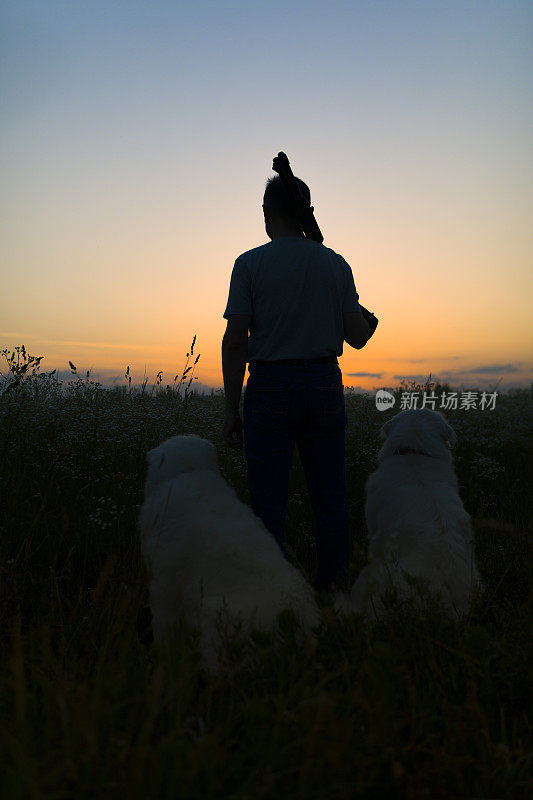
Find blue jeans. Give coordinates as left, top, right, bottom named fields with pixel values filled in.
left=242, top=358, right=350, bottom=591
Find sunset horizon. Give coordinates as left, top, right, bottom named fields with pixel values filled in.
left=2, top=1, right=532, bottom=396
left=1, top=329, right=529, bottom=395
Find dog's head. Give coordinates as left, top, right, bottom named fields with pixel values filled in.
left=144, top=434, right=219, bottom=498
left=378, top=409, right=457, bottom=462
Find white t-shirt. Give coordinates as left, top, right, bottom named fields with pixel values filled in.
left=223, top=236, right=362, bottom=362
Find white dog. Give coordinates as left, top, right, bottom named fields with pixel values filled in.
left=337, top=409, right=481, bottom=619
left=139, top=434, right=320, bottom=671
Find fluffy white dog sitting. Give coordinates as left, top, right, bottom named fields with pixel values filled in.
left=139, top=434, right=320, bottom=671
left=337, top=409, right=481, bottom=619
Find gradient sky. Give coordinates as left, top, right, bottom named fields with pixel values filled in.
left=1, top=0, right=532, bottom=391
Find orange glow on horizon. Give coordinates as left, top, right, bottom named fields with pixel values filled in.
left=3, top=300, right=531, bottom=394
left=2, top=3, right=532, bottom=395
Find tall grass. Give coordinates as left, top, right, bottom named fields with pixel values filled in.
left=0, top=349, right=531, bottom=799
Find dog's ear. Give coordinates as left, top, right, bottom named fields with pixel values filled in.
left=380, top=417, right=394, bottom=440
left=445, top=424, right=457, bottom=447
left=146, top=447, right=165, bottom=468
left=440, top=418, right=457, bottom=447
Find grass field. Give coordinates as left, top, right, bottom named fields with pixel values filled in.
left=1, top=354, right=532, bottom=799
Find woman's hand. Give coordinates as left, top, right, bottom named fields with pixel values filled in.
left=223, top=412, right=243, bottom=449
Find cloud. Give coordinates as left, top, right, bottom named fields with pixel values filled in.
left=386, top=356, right=465, bottom=363
left=0, top=333, right=197, bottom=356
left=385, top=358, right=428, bottom=363
left=455, top=363, right=521, bottom=375
left=393, top=364, right=525, bottom=382
left=0, top=332, right=36, bottom=340
left=392, top=374, right=432, bottom=381
left=346, top=371, right=383, bottom=378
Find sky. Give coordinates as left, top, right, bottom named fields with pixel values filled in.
left=1, top=0, right=532, bottom=392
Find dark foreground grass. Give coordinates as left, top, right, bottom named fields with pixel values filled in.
left=0, top=373, right=532, bottom=799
